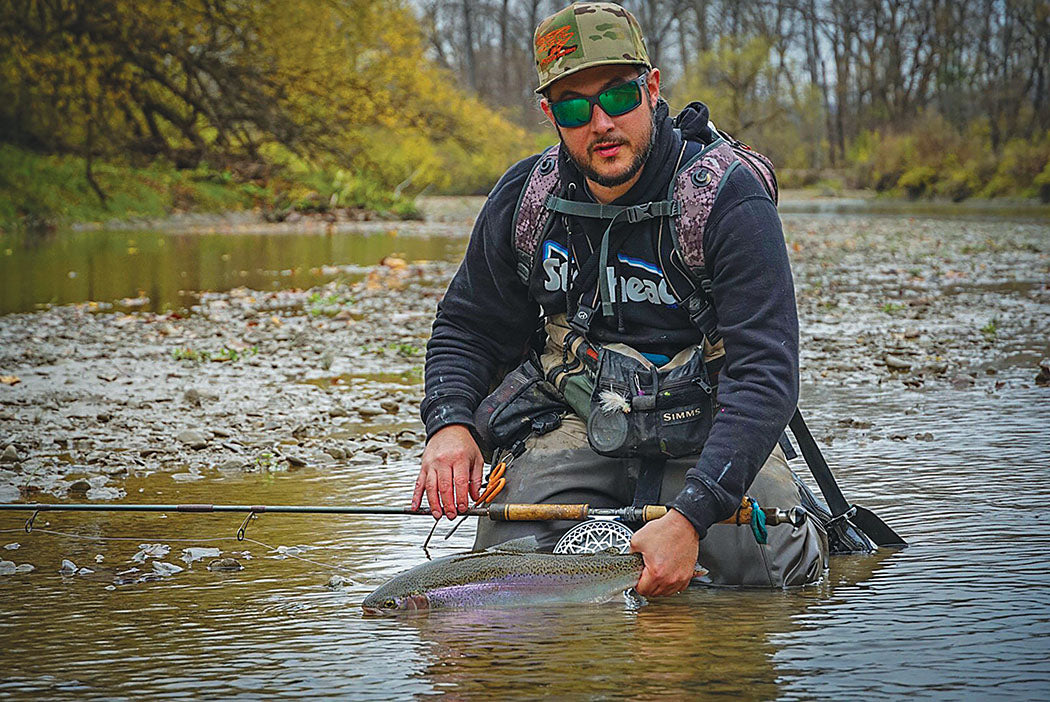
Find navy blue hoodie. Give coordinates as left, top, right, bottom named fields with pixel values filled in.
left=420, top=101, right=799, bottom=538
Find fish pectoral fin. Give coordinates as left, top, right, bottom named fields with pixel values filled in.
left=485, top=535, right=541, bottom=553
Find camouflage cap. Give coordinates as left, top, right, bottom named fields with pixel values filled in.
left=533, top=2, right=651, bottom=94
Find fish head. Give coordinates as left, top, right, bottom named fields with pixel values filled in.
left=359, top=587, right=428, bottom=617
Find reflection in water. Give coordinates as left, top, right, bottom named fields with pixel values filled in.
left=395, top=551, right=898, bottom=701
left=0, top=227, right=466, bottom=314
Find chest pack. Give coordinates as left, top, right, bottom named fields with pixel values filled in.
left=511, top=126, right=777, bottom=345
left=487, top=127, right=780, bottom=460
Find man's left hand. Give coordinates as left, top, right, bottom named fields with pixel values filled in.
left=629, top=509, right=701, bottom=597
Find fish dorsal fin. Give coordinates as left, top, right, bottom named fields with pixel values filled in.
left=486, top=536, right=541, bottom=553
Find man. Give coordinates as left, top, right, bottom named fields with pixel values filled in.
left=412, top=1, right=827, bottom=595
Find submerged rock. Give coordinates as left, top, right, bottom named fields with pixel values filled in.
left=325, top=574, right=354, bottom=590
left=207, top=557, right=243, bottom=572
left=1, top=445, right=20, bottom=463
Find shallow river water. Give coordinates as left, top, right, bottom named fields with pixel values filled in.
left=1, top=202, right=1048, bottom=700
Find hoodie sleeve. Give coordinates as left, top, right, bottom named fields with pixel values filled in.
left=420, top=157, right=542, bottom=439
left=668, top=168, right=800, bottom=538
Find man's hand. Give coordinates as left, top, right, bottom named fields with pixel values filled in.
left=411, top=425, right=484, bottom=520
left=629, top=509, right=701, bottom=597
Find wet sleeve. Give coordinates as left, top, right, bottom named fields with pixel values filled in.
left=420, top=158, right=542, bottom=440
left=669, top=170, right=800, bottom=538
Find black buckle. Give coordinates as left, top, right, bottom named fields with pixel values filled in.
left=625, top=203, right=653, bottom=223
left=624, top=201, right=679, bottom=223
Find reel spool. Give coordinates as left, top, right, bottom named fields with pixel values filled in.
left=553, top=519, right=634, bottom=555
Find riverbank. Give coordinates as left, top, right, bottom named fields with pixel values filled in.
left=5, top=142, right=1050, bottom=234
left=0, top=203, right=1047, bottom=505
left=0, top=144, right=421, bottom=232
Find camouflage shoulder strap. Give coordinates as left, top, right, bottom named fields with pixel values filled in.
left=668, top=133, right=778, bottom=343
left=512, top=144, right=562, bottom=286
left=511, top=130, right=778, bottom=344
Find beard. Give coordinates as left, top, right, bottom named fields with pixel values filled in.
left=559, top=105, right=657, bottom=188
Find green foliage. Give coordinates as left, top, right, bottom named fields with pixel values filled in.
left=392, top=342, right=422, bottom=357
left=0, top=0, right=531, bottom=223
left=0, top=144, right=253, bottom=226
left=848, top=113, right=1050, bottom=200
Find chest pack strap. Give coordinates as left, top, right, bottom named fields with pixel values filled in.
left=510, top=127, right=777, bottom=346
left=545, top=196, right=681, bottom=222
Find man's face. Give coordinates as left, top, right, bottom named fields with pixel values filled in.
left=541, top=65, right=660, bottom=189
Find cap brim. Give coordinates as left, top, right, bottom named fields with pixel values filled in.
left=535, top=59, right=650, bottom=94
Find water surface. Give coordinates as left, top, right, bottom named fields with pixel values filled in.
left=1, top=205, right=1048, bottom=699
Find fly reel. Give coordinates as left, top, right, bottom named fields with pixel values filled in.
left=553, top=519, right=634, bottom=555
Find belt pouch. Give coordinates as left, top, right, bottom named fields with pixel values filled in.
left=474, top=359, right=567, bottom=454
left=586, top=345, right=714, bottom=458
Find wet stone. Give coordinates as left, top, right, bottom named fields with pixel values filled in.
left=208, top=557, right=243, bottom=572
left=152, top=561, right=184, bottom=576
left=177, top=429, right=209, bottom=449
left=132, top=543, right=170, bottom=563
left=86, top=486, right=125, bottom=500
left=1, top=445, right=19, bottom=463
left=1036, top=359, right=1050, bottom=386
left=68, top=479, right=91, bottom=495
left=326, top=575, right=353, bottom=590
left=0, top=560, right=15, bottom=575
left=325, top=446, right=346, bottom=460
left=181, top=547, right=221, bottom=565
left=884, top=354, right=912, bottom=371
left=59, top=559, right=77, bottom=574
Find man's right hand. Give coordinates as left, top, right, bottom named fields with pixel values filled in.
left=411, top=425, right=484, bottom=520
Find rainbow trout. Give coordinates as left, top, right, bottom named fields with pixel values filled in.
left=361, top=538, right=643, bottom=614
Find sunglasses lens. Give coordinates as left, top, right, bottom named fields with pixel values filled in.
left=551, top=98, right=592, bottom=128
left=598, top=81, right=642, bottom=117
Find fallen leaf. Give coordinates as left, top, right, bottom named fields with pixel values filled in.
left=0, top=376, right=20, bottom=386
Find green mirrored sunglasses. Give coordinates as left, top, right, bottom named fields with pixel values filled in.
left=548, top=72, right=649, bottom=128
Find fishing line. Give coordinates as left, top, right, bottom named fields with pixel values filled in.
left=0, top=527, right=359, bottom=579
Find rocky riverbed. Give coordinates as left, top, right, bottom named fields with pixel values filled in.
left=0, top=205, right=1047, bottom=505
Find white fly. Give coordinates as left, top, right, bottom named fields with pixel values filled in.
left=598, top=388, right=631, bottom=414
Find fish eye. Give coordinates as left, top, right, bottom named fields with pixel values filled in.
left=383, top=599, right=397, bottom=609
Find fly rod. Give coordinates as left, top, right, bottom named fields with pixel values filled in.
left=0, top=500, right=806, bottom=539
